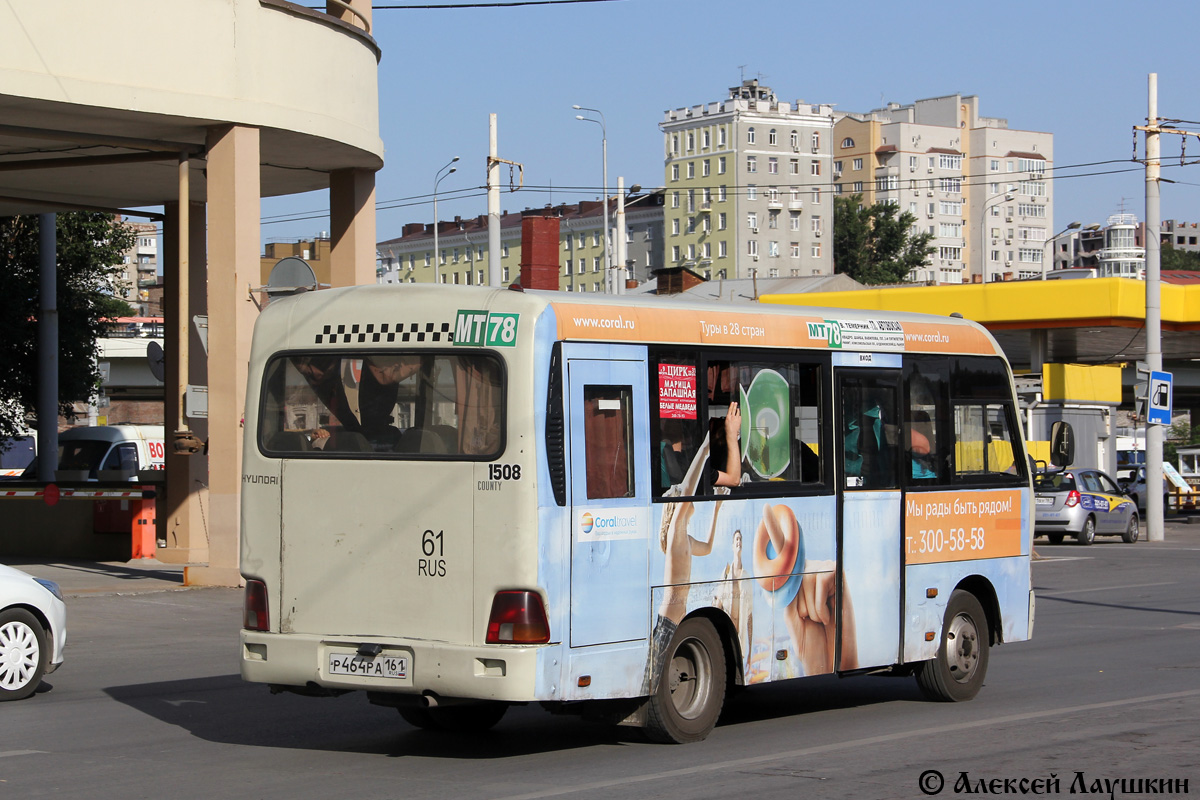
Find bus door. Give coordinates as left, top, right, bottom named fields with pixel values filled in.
left=835, top=353, right=903, bottom=671
left=564, top=343, right=651, bottom=648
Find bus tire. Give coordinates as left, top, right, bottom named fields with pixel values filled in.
left=1076, top=517, right=1095, bottom=546
left=424, top=702, right=507, bottom=733
left=644, top=617, right=726, bottom=744
left=397, top=706, right=438, bottom=730
left=915, top=590, right=989, bottom=703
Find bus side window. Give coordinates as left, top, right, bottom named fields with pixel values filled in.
left=584, top=385, right=634, bottom=499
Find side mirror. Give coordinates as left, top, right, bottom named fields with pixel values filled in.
left=1049, top=421, right=1074, bottom=469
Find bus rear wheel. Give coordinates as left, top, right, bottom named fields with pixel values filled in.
left=644, top=617, right=726, bottom=744
left=915, top=590, right=989, bottom=702
left=398, top=702, right=507, bottom=733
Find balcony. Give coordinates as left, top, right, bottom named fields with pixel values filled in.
left=789, top=200, right=803, bottom=211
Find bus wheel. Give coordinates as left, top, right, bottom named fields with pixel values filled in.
left=1122, top=516, right=1139, bottom=544
left=1076, top=517, right=1095, bottom=546
left=915, top=590, right=989, bottom=703
left=644, top=617, right=726, bottom=743
left=397, top=706, right=438, bottom=730
left=1046, top=533, right=1064, bottom=545
left=418, top=702, right=507, bottom=733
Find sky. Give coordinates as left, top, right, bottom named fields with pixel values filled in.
left=260, top=0, right=1200, bottom=247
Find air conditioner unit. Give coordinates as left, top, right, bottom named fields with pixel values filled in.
left=793, top=145, right=800, bottom=153
left=815, top=230, right=822, bottom=237
left=1005, top=260, right=1012, bottom=267
left=927, top=191, right=935, bottom=197
left=1004, top=238, right=1012, bottom=245
left=910, top=166, right=916, bottom=173
left=1005, top=215, right=1013, bottom=222
left=752, top=254, right=759, bottom=261
left=811, top=145, right=820, bottom=154
left=750, top=227, right=759, bottom=233
left=927, top=168, right=934, bottom=173
left=927, top=213, right=935, bottom=219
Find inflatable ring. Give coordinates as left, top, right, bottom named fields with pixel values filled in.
left=754, top=504, right=801, bottom=592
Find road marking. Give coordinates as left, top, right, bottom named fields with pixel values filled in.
left=1038, top=581, right=1176, bottom=596
left=492, top=689, right=1200, bottom=800
left=1033, top=556, right=1092, bottom=563
left=0, top=750, right=47, bottom=759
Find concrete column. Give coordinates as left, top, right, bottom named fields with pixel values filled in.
left=186, top=124, right=260, bottom=587
left=1030, top=329, right=1048, bottom=374
left=329, top=167, right=376, bottom=287
left=160, top=200, right=210, bottom=565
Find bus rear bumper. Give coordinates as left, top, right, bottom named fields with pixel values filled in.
left=240, top=630, right=543, bottom=703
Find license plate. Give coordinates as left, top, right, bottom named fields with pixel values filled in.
left=1035, top=497, right=1054, bottom=506
left=327, top=652, right=408, bottom=679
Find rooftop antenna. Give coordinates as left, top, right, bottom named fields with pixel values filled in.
left=738, top=65, right=747, bottom=82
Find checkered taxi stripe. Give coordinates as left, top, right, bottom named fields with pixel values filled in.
left=314, top=322, right=453, bottom=344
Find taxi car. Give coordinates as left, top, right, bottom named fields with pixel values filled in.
left=1034, top=468, right=1139, bottom=545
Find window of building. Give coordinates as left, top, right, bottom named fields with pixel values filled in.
left=938, top=177, right=962, bottom=194
left=790, top=242, right=800, bottom=258
left=671, top=135, right=679, bottom=155
left=852, top=158, right=863, bottom=171
left=747, top=185, right=757, bottom=200
left=768, top=157, right=779, bottom=174
left=718, top=126, right=727, bottom=147
left=812, top=242, right=822, bottom=258
left=790, top=212, right=801, bottom=230
left=702, top=159, right=711, bottom=177
left=592, top=256, right=601, bottom=272
left=702, top=129, right=711, bottom=148
left=842, top=137, right=855, bottom=148
left=563, top=259, right=572, bottom=275
left=672, top=191, right=680, bottom=208
left=939, top=200, right=962, bottom=216
left=1018, top=248, right=1043, bottom=263
left=790, top=158, right=800, bottom=175
left=747, top=212, right=758, bottom=230
left=990, top=159, right=1000, bottom=171
left=811, top=160, right=821, bottom=176
left=672, top=245, right=681, bottom=262
left=747, top=127, right=756, bottom=144
left=718, top=212, right=727, bottom=230
left=812, top=188, right=821, bottom=204
left=718, top=241, right=727, bottom=258
left=748, top=240, right=758, bottom=256
left=718, top=185, right=727, bottom=202
left=718, top=156, right=726, bottom=174
left=672, top=218, right=680, bottom=235
left=578, top=233, right=586, bottom=248
left=909, top=155, right=919, bottom=170
left=768, top=241, right=779, bottom=258
left=939, top=246, right=962, bottom=260
left=1018, top=203, right=1046, bottom=218
left=747, top=156, right=757, bottom=173
left=790, top=130, right=799, bottom=149
left=1018, top=158, right=1045, bottom=174
left=939, top=222, right=962, bottom=238
left=687, top=161, right=695, bottom=179
left=812, top=132, right=820, bottom=150
left=592, top=231, right=600, bottom=247
left=852, top=181, right=863, bottom=192
left=687, top=243, right=696, bottom=260
left=768, top=211, right=779, bottom=229
left=702, top=241, right=711, bottom=258
left=687, top=216, right=696, bottom=234
left=876, top=175, right=898, bottom=191
left=938, top=154, right=962, bottom=170
left=1020, top=180, right=1046, bottom=197
left=769, top=128, right=778, bottom=145
left=811, top=215, right=822, bottom=233
left=686, top=132, right=695, bottom=152
left=502, top=243, right=509, bottom=258
left=687, top=189, right=696, bottom=212
left=671, top=164, right=679, bottom=181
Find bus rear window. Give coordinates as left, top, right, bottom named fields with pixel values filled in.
left=258, top=352, right=504, bottom=459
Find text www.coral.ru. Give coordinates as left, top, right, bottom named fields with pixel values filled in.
left=905, top=330, right=949, bottom=343
left=572, top=315, right=636, bottom=330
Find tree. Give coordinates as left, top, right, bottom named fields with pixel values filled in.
left=833, top=194, right=936, bottom=285
left=0, top=213, right=136, bottom=442
left=1161, top=242, right=1200, bottom=272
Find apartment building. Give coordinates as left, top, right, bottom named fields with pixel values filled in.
left=115, top=220, right=159, bottom=313
left=1050, top=214, right=1145, bottom=278
left=835, top=95, right=1054, bottom=283
left=660, top=80, right=835, bottom=281
left=1161, top=220, right=1200, bottom=255
left=376, top=192, right=664, bottom=292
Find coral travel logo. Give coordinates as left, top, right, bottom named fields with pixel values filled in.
left=575, top=508, right=649, bottom=543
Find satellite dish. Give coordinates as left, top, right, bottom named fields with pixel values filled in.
left=147, top=340, right=166, bottom=383
left=266, top=256, right=319, bottom=297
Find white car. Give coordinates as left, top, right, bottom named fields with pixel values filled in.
left=0, top=564, right=66, bottom=700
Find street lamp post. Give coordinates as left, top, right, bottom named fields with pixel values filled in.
left=574, top=105, right=609, bottom=293
left=433, top=156, right=459, bottom=284
left=1041, top=221, right=1082, bottom=278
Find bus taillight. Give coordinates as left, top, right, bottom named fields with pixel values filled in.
left=486, top=590, right=550, bottom=644
left=244, top=579, right=269, bottom=631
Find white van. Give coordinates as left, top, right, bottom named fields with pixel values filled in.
left=29, top=425, right=166, bottom=481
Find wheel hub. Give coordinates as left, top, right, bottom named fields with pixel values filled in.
left=945, top=613, right=980, bottom=683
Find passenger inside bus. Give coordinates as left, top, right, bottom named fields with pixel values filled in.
left=908, top=409, right=938, bottom=480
